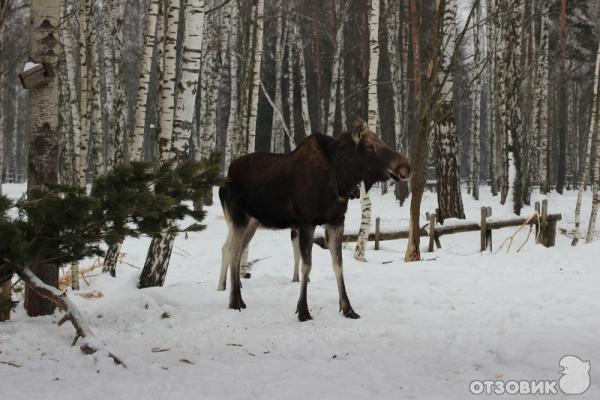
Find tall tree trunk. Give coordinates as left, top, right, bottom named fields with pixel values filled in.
left=356, top=0, right=380, bottom=261
left=87, top=5, right=103, bottom=178
left=296, top=24, right=312, bottom=137
left=325, top=1, right=345, bottom=137
left=576, top=46, right=599, bottom=244
left=537, top=0, right=550, bottom=193
left=78, top=0, right=89, bottom=186
left=130, top=0, right=160, bottom=161
left=25, top=0, right=61, bottom=317
left=246, top=0, right=264, bottom=153
left=503, top=0, right=524, bottom=215
left=285, top=15, right=297, bottom=150
left=270, top=0, right=285, bottom=153
left=404, top=0, right=423, bottom=262
left=470, top=0, right=481, bottom=200
left=172, top=0, right=205, bottom=157
left=139, top=0, right=180, bottom=289
left=434, top=0, right=465, bottom=220
left=224, top=2, right=241, bottom=170
left=556, top=0, right=568, bottom=194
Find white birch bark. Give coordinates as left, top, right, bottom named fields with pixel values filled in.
left=130, top=0, right=160, bottom=161
left=224, top=2, right=240, bottom=170
left=200, top=21, right=222, bottom=161
left=325, top=1, right=345, bottom=137
left=386, top=0, right=403, bottom=151
left=470, top=0, right=481, bottom=200
left=354, top=182, right=371, bottom=261
left=246, top=0, right=264, bottom=153
left=101, top=0, right=116, bottom=170
left=109, top=0, right=127, bottom=165
left=87, top=5, right=103, bottom=178
left=172, top=0, right=205, bottom=156
left=295, top=24, right=312, bottom=137
left=356, top=0, right=380, bottom=261
left=270, top=0, right=285, bottom=153
left=285, top=21, right=297, bottom=150
left=156, top=0, right=179, bottom=160
left=537, top=0, right=550, bottom=193
left=339, top=61, right=347, bottom=131
left=581, top=46, right=600, bottom=243
left=78, top=0, right=89, bottom=185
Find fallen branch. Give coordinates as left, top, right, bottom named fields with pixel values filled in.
left=495, top=213, right=539, bottom=254
left=15, top=265, right=125, bottom=366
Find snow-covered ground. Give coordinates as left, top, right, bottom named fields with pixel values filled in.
left=1, top=183, right=599, bottom=400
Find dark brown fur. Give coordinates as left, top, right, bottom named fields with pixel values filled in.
left=219, top=120, right=410, bottom=321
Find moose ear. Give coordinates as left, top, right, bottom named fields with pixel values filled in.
left=352, top=118, right=369, bottom=144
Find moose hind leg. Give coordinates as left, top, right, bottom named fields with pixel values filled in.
left=228, top=219, right=258, bottom=310
left=291, top=229, right=301, bottom=282
left=218, top=229, right=233, bottom=291
left=326, top=223, right=360, bottom=319
left=296, top=226, right=315, bottom=322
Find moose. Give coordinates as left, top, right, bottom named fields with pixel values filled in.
left=218, top=119, right=411, bottom=321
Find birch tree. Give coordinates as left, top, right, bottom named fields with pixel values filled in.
left=270, top=0, right=285, bottom=153
left=224, top=1, right=240, bottom=170
left=246, top=0, right=264, bottom=153
left=536, top=0, right=550, bottom=194
left=355, top=0, right=380, bottom=261
left=130, top=0, right=160, bottom=161
left=295, top=23, right=312, bottom=137
left=572, top=48, right=599, bottom=245
left=434, top=0, right=465, bottom=220
left=325, top=0, right=345, bottom=137
left=24, top=0, right=61, bottom=316
left=469, top=0, right=481, bottom=200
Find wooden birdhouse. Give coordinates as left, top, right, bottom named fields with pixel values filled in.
left=19, top=62, right=53, bottom=89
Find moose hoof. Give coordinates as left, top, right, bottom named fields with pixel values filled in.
left=242, top=272, right=251, bottom=279
left=292, top=276, right=299, bottom=283
left=343, top=308, right=361, bottom=319
left=217, top=284, right=226, bottom=291
left=229, top=297, right=246, bottom=311
left=296, top=303, right=312, bottom=322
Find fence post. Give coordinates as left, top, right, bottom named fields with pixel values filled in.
left=426, top=212, right=435, bottom=252
left=534, top=201, right=541, bottom=242
left=480, top=207, right=492, bottom=252
left=374, top=217, right=381, bottom=250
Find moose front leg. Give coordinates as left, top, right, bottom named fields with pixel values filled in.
left=296, top=226, right=315, bottom=321
left=325, top=223, right=360, bottom=319
left=291, top=229, right=301, bottom=282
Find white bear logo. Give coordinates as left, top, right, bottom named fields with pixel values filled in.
left=559, top=355, right=591, bottom=395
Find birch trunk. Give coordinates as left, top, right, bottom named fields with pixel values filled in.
left=87, top=5, right=103, bottom=178
left=537, top=0, right=550, bottom=193
left=156, top=0, right=178, bottom=159
left=354, top=182, right=371, bottom=261
left=285, top=19, right=297, bottom=150
left=224, top=2, right=240, bottom=170
left=574, top=46, right=599, bottom=244
left=470, top=0, right=481, bottom=200
left=296, top=24, right=312, bottom=137
left=172, top=0, right=205, bottom=156
left=130, top=0, right=160, bottom=161
left=270, top=0, right=285, bottom=153
left=434, top=0, right=465, bottom=220
left=325, top=1, right=345, bottom=137
left=78, top=0, right=89, bottom=185
left=356, top=0, right=380, bottom=261
left=25, top=0, right=61, bottom=316
left=139, top=0, right=180, bottom=289
left=246, top=0, right=264, bottom=153
left=101, top=0, right=117, bottom=170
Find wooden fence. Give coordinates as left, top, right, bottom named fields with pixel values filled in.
left=314, top=199, right=561, bottom=252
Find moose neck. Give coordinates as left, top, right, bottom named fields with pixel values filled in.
left=332, top=135, right=368, bottom=198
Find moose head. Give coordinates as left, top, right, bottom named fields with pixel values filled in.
left=350, top=118, right=411, bottom=189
